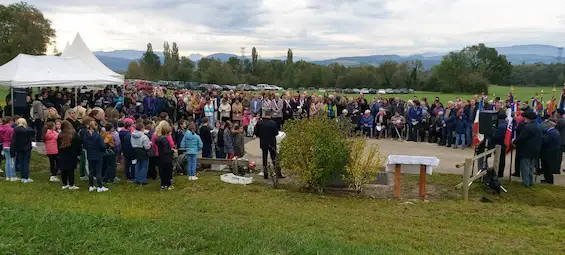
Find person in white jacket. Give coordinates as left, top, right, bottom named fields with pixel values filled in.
left=219, top=99, right=231, bottom=122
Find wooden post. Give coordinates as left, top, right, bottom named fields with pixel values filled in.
left=462, top=158, right=472, bottom=201
left=394, top=164, right=401, bottom=199
left=419, top=164, right=427, bottom=200
left=493, top=145, right=501, bottom=178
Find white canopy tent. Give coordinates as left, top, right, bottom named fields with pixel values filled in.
left=62, top=33, right=124, bottom=80
left=0, top=54, right=124, bottom=88
left=0, top=54, right=124, bottom=114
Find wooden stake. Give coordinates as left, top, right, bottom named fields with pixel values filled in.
left=419, top=164, right=427, bottom=200
left=462, top=158, right=472, bottom=201
left=394, top=164, right=401, bottom=199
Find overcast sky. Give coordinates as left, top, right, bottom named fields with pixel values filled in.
left=4, top=0, right=565, bottom=59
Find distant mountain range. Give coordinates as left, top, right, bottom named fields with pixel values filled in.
left=93, top=44, right=563, bottom=72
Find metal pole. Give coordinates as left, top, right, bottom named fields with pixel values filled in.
left=509, top=146, right=513, bottom=183
left=10, top=87, right=14, bottom=117
left=75, top=87, right=78, bottom=108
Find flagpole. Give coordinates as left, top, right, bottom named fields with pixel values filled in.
left=508, top=86, right=514, bottom=183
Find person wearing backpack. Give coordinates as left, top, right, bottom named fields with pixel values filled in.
left=131, top=122, right=152, bottom=185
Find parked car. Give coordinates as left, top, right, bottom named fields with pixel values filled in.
left=318, top=88, right=326, bottom=93
left=298, top=87, right=306, bottom=91
left=393, top=89, right=401, bottom=94
left=249, top=85, right=260, bottom=91
left=271, top=85, right=283, bottom=91
left=399, top=88, right=408, bottom=94
left=335, top=88, right=343, bottom=93
left=369, top=89, right=377, bottom=94
left=352, top=89, right=361, bottom=93
left=307, top=87, right=316, bottom=91
left=409, top=89, right=414, bottom=94
left=360, top=88, right=370, bottom=94
left=377, top=89, right=386, bottom=94
left=385, top=88, right=394, bottom=94
left=256, top=84, right=273, bottom=90
left=344, top=88, right=354, bottom=94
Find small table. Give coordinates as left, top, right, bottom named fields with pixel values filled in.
left=385, top=155, right=440, bottom=200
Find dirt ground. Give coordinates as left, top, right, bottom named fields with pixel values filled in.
left=242, top=138, right=565, bottom=186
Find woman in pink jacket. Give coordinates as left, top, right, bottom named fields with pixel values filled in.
left=0, top=117, right=16, bottom=181
left=43, top=121, right=60, bottom=182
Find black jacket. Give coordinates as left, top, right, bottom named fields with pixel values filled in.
left=83, top=130, right=106, bottom=161
left=57, top=134, right=82, bottom=170
left=514, top=121, right=542, bottom=159
left=155, top=135, right=173, bottom=164
left=10, top=125, right=35, bottom=155
left=199, top=125, right=212, bottom=147
left=255, top=119, right=278, bottom=149
left=555, top=117, right=565, bottom=146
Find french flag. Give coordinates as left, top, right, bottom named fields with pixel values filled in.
left=473, top=96, right=485, bottom=147
left=503, top=108, right=513, bottom=154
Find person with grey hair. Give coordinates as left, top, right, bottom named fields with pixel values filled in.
left=540, top=120, right=561, bottom=184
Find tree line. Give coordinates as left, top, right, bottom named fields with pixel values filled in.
left=127, top=43, right=520, bottom=94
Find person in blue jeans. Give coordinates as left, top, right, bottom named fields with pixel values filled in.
left=454, top=112, right=467, bottom=149
left=83, top=121, right=109, bottom=192
left=10, top=118, right=35, bottom=183
left=181, top=123, right=203, bottom=181
left=0, top=117, right=16, bottom=181
left=131, top=122, right=152, bottom=184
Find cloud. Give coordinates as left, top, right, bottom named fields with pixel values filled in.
left=2, top=0, right=565, bottom=59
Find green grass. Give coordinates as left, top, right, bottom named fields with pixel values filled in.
left=304, top=85, right=556, bottom=105
left=1, top=152, right=565, bottom=254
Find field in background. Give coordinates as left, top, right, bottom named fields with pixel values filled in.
left=0, top=85, right=556, bottom=108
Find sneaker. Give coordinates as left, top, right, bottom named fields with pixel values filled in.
left=160, top=186, right=166, bottom=189
left=168, top=186, right=175, bottom=190
left=10, top=177, right=20, bottom=182
left=62, top=185, right=70, bottom=190
left=49, top=176, right=60, bottom=182
left=189, top=176, right=198, bottom=181
left=88, top=186, right=96, bottom=192
left=68, top=186, right=80, bottom=190
left=23, top=178, right=34, bottom=183
left=97, top=187, right=109, bottom=192
left=80, top=176, right=89, bottom=181
left=0, top=168, right=3, bottom=173
left=188, top=176, right=193, bottom=180
left=5, top=177, right=9, bottom=181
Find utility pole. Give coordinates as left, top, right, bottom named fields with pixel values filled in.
left=240, top=47, right=246, bottom=59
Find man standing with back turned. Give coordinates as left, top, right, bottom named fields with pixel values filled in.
left=255, top=111, right=283, bottom=179
left=513, top=111, right=542, bottom=187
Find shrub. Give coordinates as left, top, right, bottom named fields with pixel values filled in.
left=279, top=115, right=350, bottom=192
left=343, top=138, right=384, bottom=194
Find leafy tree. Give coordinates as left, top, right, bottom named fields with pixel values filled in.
left=176, top=57, right=195, bottom=82
left=286, top=48, right=293, bottom=65
left=251, top=47, right=258, bottom=73
left=140, top=43, right=161, bottom=80
left=0, top=2, right=56, bottom=65
left=379, top=60, right=398, bottom=87
left=126, top=61, right=143, bottom=79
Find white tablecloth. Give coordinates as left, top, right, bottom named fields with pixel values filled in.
left=385, top=155, right=440, bottom=175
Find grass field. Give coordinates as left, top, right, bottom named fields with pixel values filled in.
left=0, top=152, right=565, bottom=254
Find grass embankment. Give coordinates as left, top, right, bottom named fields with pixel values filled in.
left=0, top=153, right=564, bottom=254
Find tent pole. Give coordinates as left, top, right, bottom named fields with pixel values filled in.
left=75, top=88, right=78, bottom=108
left=10, top=87, right=14, bottom=117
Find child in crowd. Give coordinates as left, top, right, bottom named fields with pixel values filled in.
left=233, top=124, right=245, bottom=158
left=180, top=123, right=203, bottom=180
left=55, top=119, right=62, bottom=133
left=57, top=120, right=82, bottom=190
left=44, top=121, right=60, bottom=182
left=174, top=119, right=187, bottom=148
left=454, top=111, right=467, bottom=149
left=0, top=117, right=16, bottom=181
left=155, top=121, right=174, bottom=190
left=119, top=120, right=136, bottom=181
left=241, top=110, right=251, bottom=136
left=102, top=123, right=117, bottom=183
left=83, top=120, right=109, bottom=192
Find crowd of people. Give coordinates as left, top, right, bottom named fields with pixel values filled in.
left=0, top=85, right=562, bottom=192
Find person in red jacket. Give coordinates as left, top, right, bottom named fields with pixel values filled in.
left=0, top=117, right=16, bottom=181
left=43, top=121, right=60, bottom=182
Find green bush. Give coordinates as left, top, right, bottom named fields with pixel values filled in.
left=280, top=115, right=350, bottom=192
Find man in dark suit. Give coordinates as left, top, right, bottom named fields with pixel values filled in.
left=554, top=109, right=565, bottom=172
left=254, top=111, right=283, bottom=179
left=513, top=111, right=543, bottom=187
